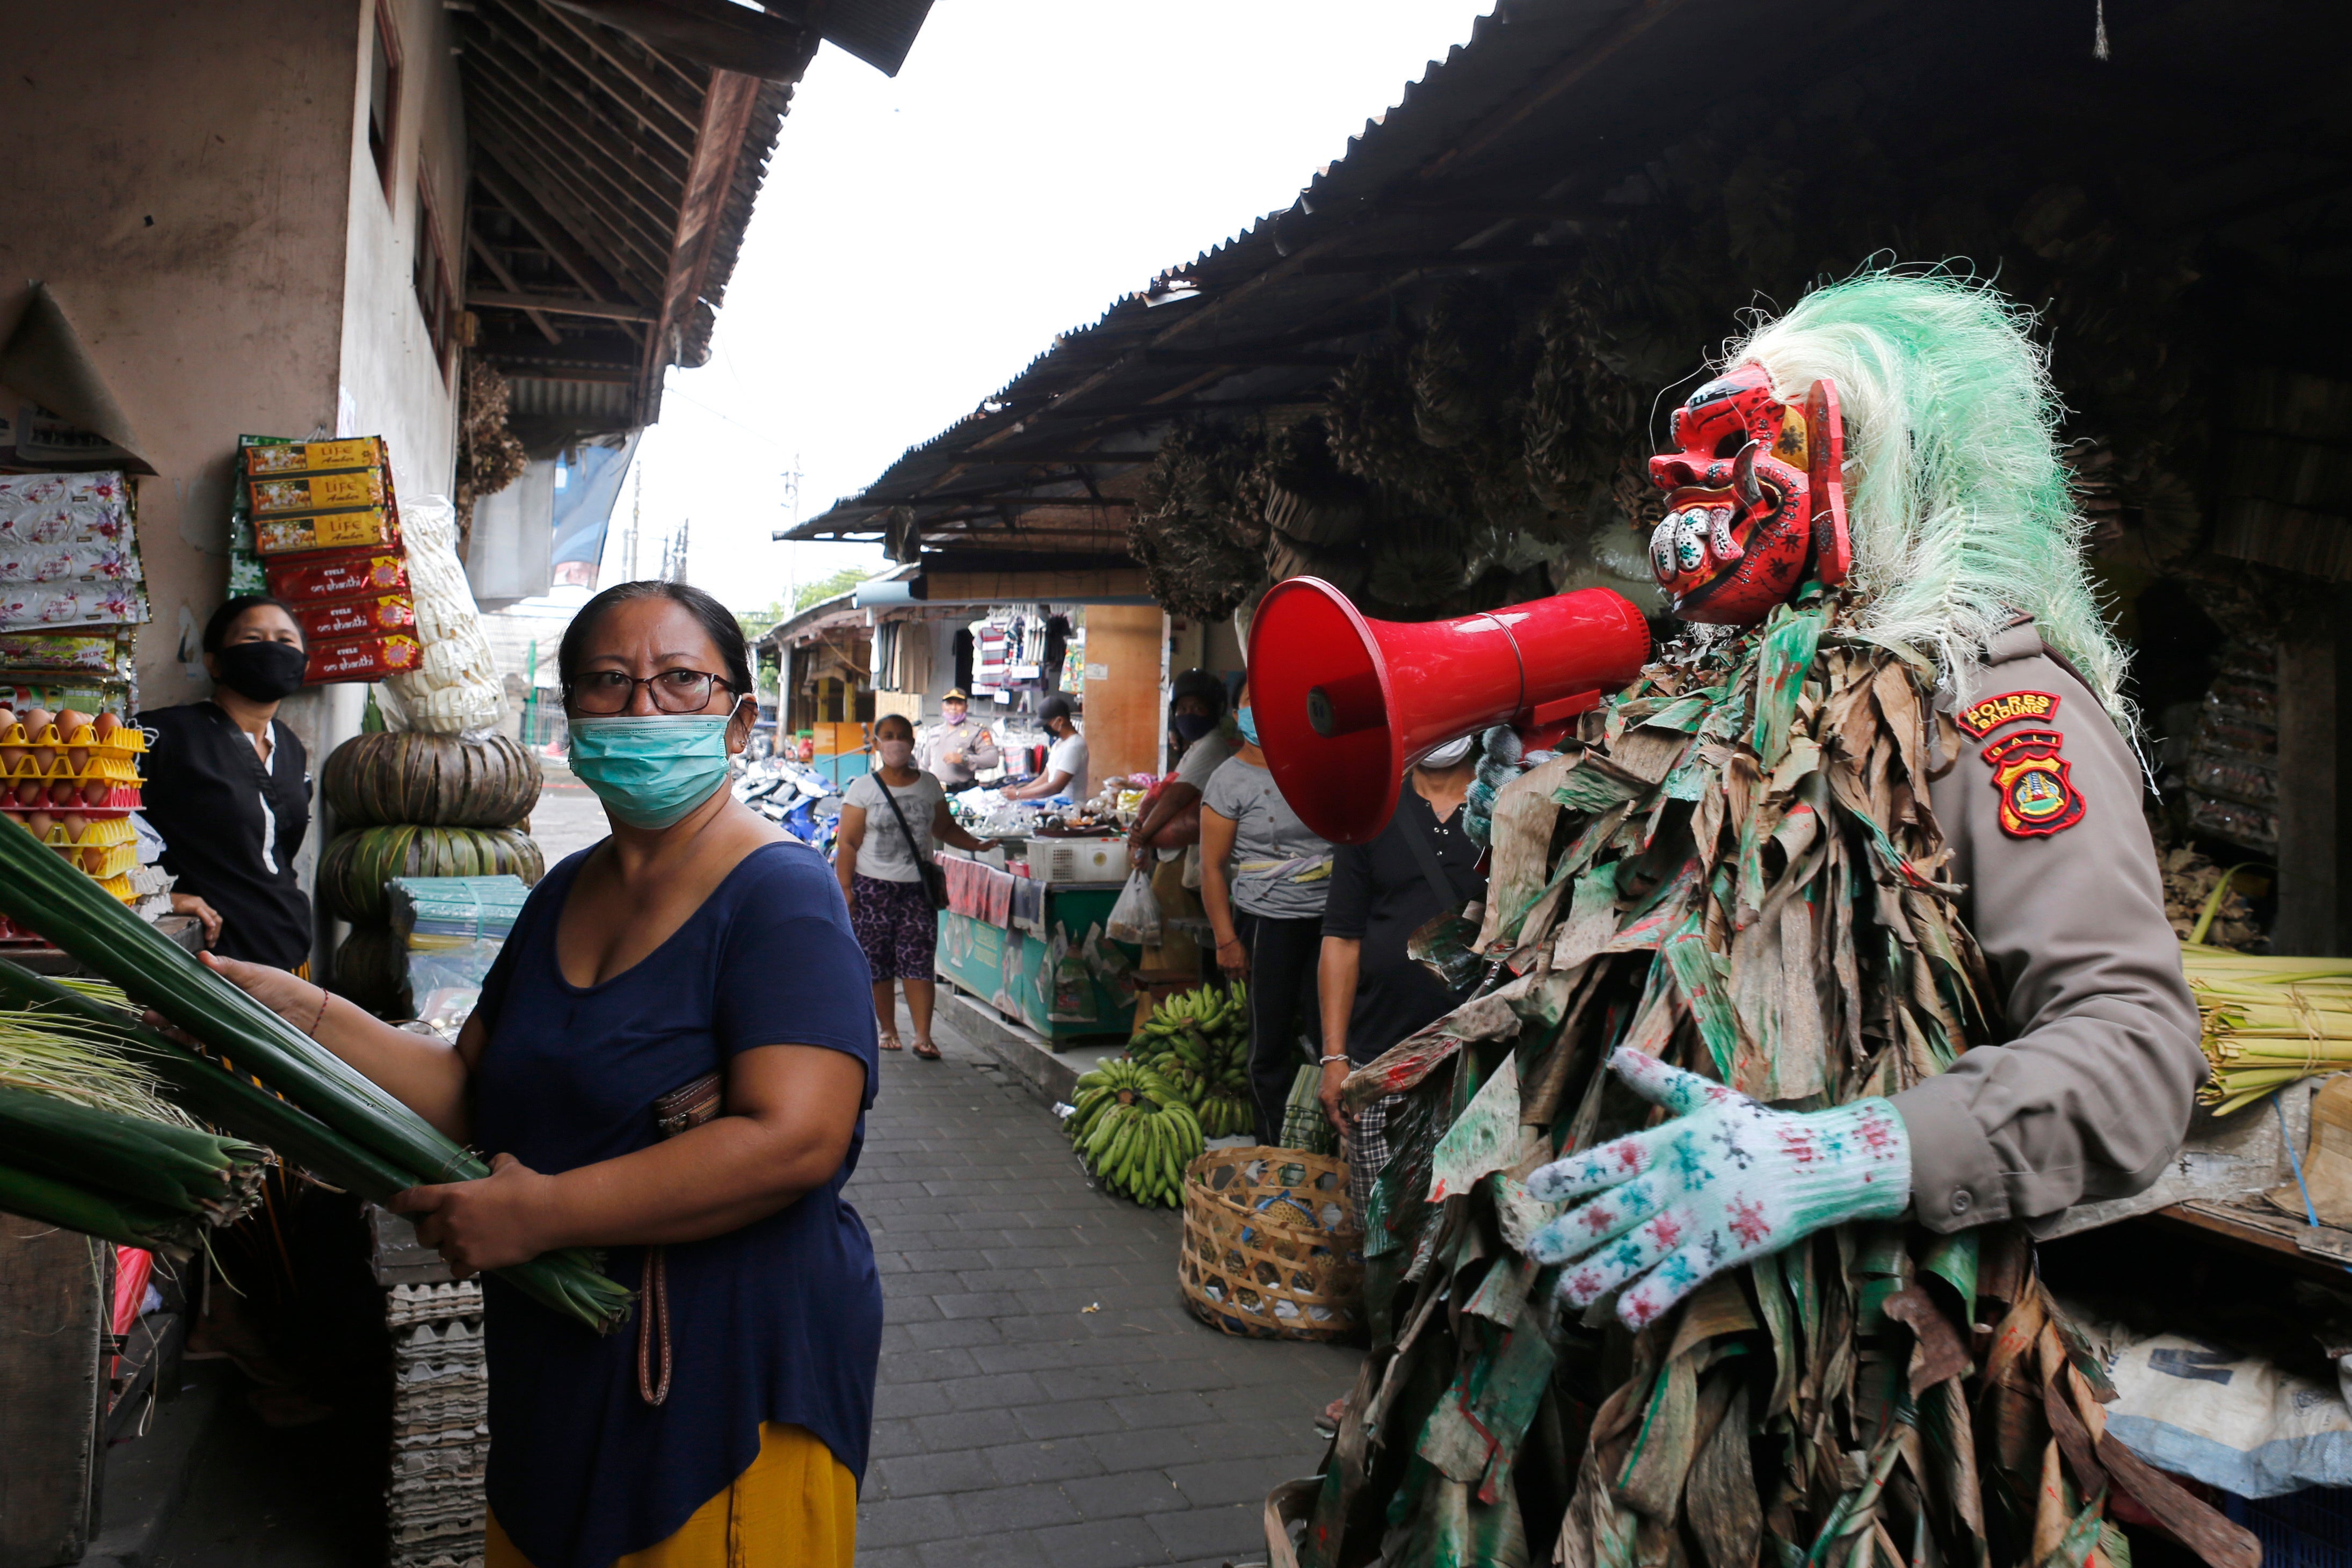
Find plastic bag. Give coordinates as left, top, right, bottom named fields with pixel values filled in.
left=1104, top=868, right=1163, bottom=946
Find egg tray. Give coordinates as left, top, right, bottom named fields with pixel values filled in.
left=0, top=720, right=146, bottom=754
left=47, top=839, right=139, bottom=880
left=2, top=810, right=137, bottom=848
left=2, top=751, right=142, bottom=784
left=7, top=774, right=142, bottom=816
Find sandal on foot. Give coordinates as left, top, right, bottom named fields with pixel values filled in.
left=879, top=1033, right=905, bottom=1051
left=912, top=1039, right=942, bottom=1060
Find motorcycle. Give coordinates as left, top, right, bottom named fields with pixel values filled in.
left=732, top=756, right=842, bottom=855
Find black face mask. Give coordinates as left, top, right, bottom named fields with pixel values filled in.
left=215, top=640, right=308, bottom=702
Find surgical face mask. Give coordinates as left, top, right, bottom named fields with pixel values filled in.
left=877, top=737, right=915, bottom=768
left=943, top=707, right=968, bottom=725
left=215, top=640, right=307, bottom=703
left=1235, top=706, right=1259, bottom=746
left=1419, top=734, right=1475, bottom=769
left=568, top=714, right=734, bottom=829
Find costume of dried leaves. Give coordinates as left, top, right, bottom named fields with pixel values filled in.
left=1299, top=600, right=2243, bottom=1568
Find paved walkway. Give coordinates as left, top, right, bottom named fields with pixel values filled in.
left=851, top=1003, right=1356, bottom=1568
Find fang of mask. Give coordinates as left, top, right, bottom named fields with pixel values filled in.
left=1644, top=361, right=1850, bottom=627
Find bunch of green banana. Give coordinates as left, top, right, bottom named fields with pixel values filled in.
left=1133, top=982, right=1254, bottom=1137
left=1065, top=1057, right=1207, bottom=1209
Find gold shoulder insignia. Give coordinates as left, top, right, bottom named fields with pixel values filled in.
left=1956, top=689, right=2060, bottom=739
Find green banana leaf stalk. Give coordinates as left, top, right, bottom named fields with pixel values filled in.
left=0, top=1159, right=213, bottom=1258
left=0, top=1081, right=266, bottom=1227
left=0, top=833, right=631, bottom=1333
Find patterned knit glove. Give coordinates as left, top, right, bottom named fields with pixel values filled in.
left=1525, top=1048, right=1911, bottom=1330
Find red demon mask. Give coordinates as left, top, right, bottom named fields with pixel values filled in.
left=1645, top=362, right=1851, bottom=626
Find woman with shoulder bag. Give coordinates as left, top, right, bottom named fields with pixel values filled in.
left=836, top=712, right=994, bottom=1059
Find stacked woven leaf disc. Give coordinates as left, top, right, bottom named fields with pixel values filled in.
left=323, top=730, right=544, bottom=1017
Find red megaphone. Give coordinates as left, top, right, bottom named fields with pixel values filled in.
left=1246, top=578, right=1651, bottom=843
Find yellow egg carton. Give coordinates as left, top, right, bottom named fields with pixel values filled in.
left=50, top=839, right=139, bottom=880
left=1, top=751, right=142, bottom=784
left=0, top=719, right=145, bottom=753
left=1, top=810, right=136, bottom=848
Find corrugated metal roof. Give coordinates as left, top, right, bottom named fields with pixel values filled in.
left=790, top=0, right=1659, bottom=546
left=798, top=0, right=2317, bottom=568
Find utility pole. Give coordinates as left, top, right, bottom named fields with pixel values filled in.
left=772, top=451, right=802, bottom=612
left=625, top=460, right=641, bottom=582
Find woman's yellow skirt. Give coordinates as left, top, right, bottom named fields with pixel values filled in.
left=485, top=1422, right=855, bottom=1568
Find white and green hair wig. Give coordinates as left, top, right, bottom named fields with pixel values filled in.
left=1726, top=271, right=2127, bottom=718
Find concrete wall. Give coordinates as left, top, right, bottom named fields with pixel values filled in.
left=0, top=0, right=362, bottom=713
left=336, top=0, right=465, bottom=506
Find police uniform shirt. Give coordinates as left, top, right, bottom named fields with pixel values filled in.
left=1889, top=619, right=2206, bottom=1233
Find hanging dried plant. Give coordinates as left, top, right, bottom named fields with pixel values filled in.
left=1128, top=422, right=1267, bottom=620
left=455, top=360, right=529, bottom=540
left=1257, top=420, right=1370, bottom=548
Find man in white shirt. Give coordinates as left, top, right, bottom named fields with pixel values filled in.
left=1004, top=694, right=1087, bottom=800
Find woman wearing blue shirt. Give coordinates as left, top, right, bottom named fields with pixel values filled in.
left=198, top=581, right=880, bottom=1568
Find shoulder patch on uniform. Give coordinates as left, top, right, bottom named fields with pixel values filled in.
left=1956, top=689, right=2060, bottom=739
left=1980, top=729, right=2085, bottom=838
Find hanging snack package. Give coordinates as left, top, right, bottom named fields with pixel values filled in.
left=242, top=437, right=387, bottom=477
left=0, top=471, right=134, bottom=546
left=1047, top=926, right=1097, bottom=1023
left=306, top=634, right=424, bottom=684
left=246, top=468, right=388, bottom=517
left=294, top=595, right=419, bottom=643
left=256, top=506, right=400, bottom=556
left=266, top=550, right=411, bottom=604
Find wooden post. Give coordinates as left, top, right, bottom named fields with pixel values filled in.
left=1079, top=605, right=1170, bottom=789
left=0, top=1217, right=106, bottom=1568
left=2276, top=607, right=2345, bottom=955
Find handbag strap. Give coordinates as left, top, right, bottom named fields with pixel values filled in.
left=873, top=772, right=930, bottom=867
left=638, top=1071, right=721, bottom=1405
left=1399, top=794, right=1467, bottom=924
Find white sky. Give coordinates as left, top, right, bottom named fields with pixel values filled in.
left=599, top=0, right=1497, bottom=612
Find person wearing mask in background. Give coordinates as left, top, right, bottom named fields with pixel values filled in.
left=140, top=594, right=314, bottom=966
left=837, top=713, right=994, bottom=1059
left=139, top=596, right=332, bottom=1424
left=1199, top=681, right=1335, bottom=1145
left=1002, top=694, right=1087, bottom=801
left=917, top=687, right=999, bottom=793
left=1316, top=736, right=1485, bottom=1218
left=1126, top=670, right=1232, bottom=975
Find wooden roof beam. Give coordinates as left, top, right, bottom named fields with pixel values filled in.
left=466, top=52, right=687, bottom=232
left=466, top=288, right=657, bottom=321
left=464, top=233, right=564, bottom=344
left=471, top=152, right=628, bottom=303
left=641, top=60, right=799, bottom=401
left=478, top=1, right=700, bottom=157
left=473, top=108, right=671, bottom=287
left=464, top=18, right=694, bottom=180
left=532, top=0, right=708, bottom=114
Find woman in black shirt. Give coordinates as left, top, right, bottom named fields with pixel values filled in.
left=139, top=595, right=314, bottom=969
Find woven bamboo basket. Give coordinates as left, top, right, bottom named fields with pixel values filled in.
left=1178, top=1145, right=1363, bottom=1340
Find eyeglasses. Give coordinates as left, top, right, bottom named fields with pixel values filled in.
left=569, top=669, right=736, bottom=715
